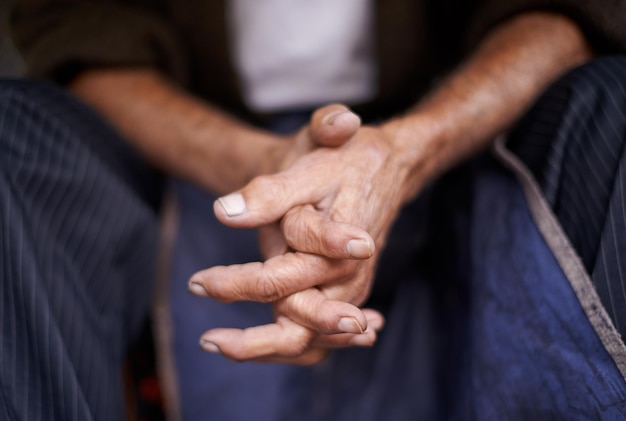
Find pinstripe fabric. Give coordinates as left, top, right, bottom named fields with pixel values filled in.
left=508, top=56, right=626, bottom=339
left=0, top=81, right=161, bottom=420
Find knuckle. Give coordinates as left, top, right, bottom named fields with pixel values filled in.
left=322, top=268, right=373, bottom=305
left=247, top=174, right=272, bottom=192
left=300, top=350, right=328, bottom=366
left=259, top=271, right=287, bottom=302
left=330, top=259, right=360, bottom=279
left=281, top=211, right=306, bottom=247
left=321, top=222, right=347, bottom=256
left=281, top=331, right=312, bottom=358
left=282, top=206, right=322, bottom=252
left=248, top=175, right=289, bottom=209
left=286, top=294, right=336, bottom=333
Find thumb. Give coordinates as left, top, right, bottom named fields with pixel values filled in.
left=309, top=103, right=361, bottom=147
left=213, top=172, right=321, bottom=228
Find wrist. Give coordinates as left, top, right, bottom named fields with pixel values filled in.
left=379, top=113, right=448, bottom=204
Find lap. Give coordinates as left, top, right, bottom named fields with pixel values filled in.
left=508, top=55, right=626, bottom=337
left=0, top=80, right=161, bottom=420
left=161, top=56, right=626, bottom=420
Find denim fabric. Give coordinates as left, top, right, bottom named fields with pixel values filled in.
left=165, top=58, right=626, bottom=420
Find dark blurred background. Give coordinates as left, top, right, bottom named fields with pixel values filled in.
left=0, top=1, right=24, bottom=77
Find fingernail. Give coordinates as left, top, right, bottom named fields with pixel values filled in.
left=217, top=193, right=246, bottom=216
left=349, top=334, right=374, bottom=347
left=200, top=339, right=220, bottom=353
left=337, top=317, right=364, bottom=334
left=324, top=110, right=350, bottom=126
left=188, top=281, right=208, bottom=296
left=368, top=315, right=385, bottom=331
left=346, top=239, right=373, bottom=259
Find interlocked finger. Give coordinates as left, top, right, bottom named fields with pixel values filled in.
left=281, top=205, right=374, bottom=259
left=189, top=251, right=356, bottom=303
left=273, top=288, right=375, bottom=335
left=199, top=311, right=383, bottom=363
left=199, top=316, right=316, bottom=361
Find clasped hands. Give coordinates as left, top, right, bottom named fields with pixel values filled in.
left=189, top=104, right=414, bottom=365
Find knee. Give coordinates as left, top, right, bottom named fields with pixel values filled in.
left=508, top=55, right=626, bottom=180
left=0, top=80, right=72, bottom=164
left=0, top=80, right=75, bottom=151
left=535, top=55, right=626, bottom=143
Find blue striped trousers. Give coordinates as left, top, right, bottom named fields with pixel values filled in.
left=508, top=56, right=626, bottom=337
left=0, top=81, right=162, bottom=420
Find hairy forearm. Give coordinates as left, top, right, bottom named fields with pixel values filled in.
left=70, top=69, right=282, bottom=194
left=386, top=12, right=592, bottom=202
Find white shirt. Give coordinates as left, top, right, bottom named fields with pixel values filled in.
left=228, top=0, right=377, bottom=112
